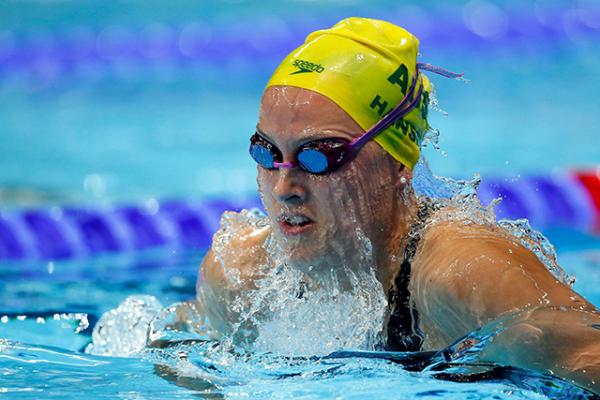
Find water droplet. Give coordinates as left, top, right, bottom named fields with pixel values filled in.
left=83, top=173, right=107, bottom=198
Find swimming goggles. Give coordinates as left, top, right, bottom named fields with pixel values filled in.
left=249, top=63, right=462, bottom=175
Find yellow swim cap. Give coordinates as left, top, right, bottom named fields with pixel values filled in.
left=265, top=17, right=432, bottom=170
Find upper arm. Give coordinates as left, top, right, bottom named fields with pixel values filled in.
left=194, top=210, right=271, bottom=334
left=198, top=210, right=270, bottom=292
left=411, top=221, right=595, bottom=344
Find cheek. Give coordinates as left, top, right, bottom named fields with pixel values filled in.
left=329, top=150, right=398, bottom=227
left=256, top=167, right=268, bottom=192
left=354, top=146, right=398, bottom=200
left=257, top=168, right=276, bottom=207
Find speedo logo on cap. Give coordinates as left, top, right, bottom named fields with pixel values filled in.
left=290, top=59, right=324, bottom=75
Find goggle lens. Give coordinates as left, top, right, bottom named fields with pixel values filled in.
left=249, top=134, right=283, bottom=169
left=298, top=139, right=349, bottom=174
left=250, top=143, right=276, bottom=169
left=297, top=149, right=329, bottom=174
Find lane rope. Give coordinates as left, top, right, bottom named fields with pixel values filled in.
left=0, top=170, right=598, bottom=260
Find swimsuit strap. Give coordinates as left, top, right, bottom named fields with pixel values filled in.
left=385, top=199, right=433, bottom=351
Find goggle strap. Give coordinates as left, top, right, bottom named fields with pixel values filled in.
left=352, top=62, right=464, bottom=150
left=372, top=84, right=423, bottom=141
left=417, top=62, right=464, bottom=79
left=351, top=73, right=422, bottom=149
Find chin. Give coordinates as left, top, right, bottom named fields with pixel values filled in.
left=274, top=239, right=327, bottom=271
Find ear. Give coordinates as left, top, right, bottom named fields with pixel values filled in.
left=395, top=164, right=413, bottom=190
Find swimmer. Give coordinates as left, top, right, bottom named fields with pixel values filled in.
left=193, top=18, right=600, bottom=392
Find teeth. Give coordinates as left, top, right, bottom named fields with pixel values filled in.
left=280, top=215, right=310, bottom=225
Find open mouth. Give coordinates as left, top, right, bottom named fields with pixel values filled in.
left=277, top=214, right=315, bottom=235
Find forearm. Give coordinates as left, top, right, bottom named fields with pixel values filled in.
left=476, top=306, right=600, bottom=393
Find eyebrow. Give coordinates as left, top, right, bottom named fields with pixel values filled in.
left=255, top=127, right=275, bottom=142
left=255, top=126, right=351, bottom=146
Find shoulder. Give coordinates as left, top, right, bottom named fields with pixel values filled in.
left=410, top=209, right=593, bottom=342
left=410, top=214, right=521, bottom=336
left=413, top=212, right=569, bottom=295
left=415, top=211, right=528, bottom=274
left=198, top=209, right=271, bottom=291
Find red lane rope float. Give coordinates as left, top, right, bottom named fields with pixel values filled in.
left=573, top=168, right=600, bottom=231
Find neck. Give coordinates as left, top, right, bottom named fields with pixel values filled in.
left=374, top=190, right=419, bottom=297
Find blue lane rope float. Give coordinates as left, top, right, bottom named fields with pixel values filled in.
left=0, top=197, right=262, bottom=261
left=477, top=172, right=598, bottom=232
left=0, top=171, right=599, bottom=261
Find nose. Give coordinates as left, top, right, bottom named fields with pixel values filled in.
left=272, top=168, right=307, bottom=206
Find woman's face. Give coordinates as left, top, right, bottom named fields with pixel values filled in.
left=257, top=86, right=410, bottom=273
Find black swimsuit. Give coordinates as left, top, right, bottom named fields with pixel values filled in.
left=384, top=202, right=430, bottom=352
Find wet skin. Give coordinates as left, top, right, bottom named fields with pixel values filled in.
left=196, top=86, right=600, bottom=393
left=255, top=85, right=414, bottom=279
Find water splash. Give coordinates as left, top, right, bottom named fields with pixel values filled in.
left=247, top=264, right=387, bottom=355
left=0, top=312, right=89, bottom=333
left=212, top=208, right=270, bottom=288
left=499, top=218, right=573, bottom=286
left=428, top=82, right=449, bottom=117
left=80, top=125, right=587, bottom=396
left=147, top=301, right=212, bottom=345
left=421, top=127, right=446, bottom=157
left=86, top=295, right=163, bottom=356
left=201, top=203, right=390, bottom=356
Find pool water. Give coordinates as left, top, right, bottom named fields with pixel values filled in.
left=1, top=1, right=600, bottom=398
left=1, top=229, right=599, bottom=399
